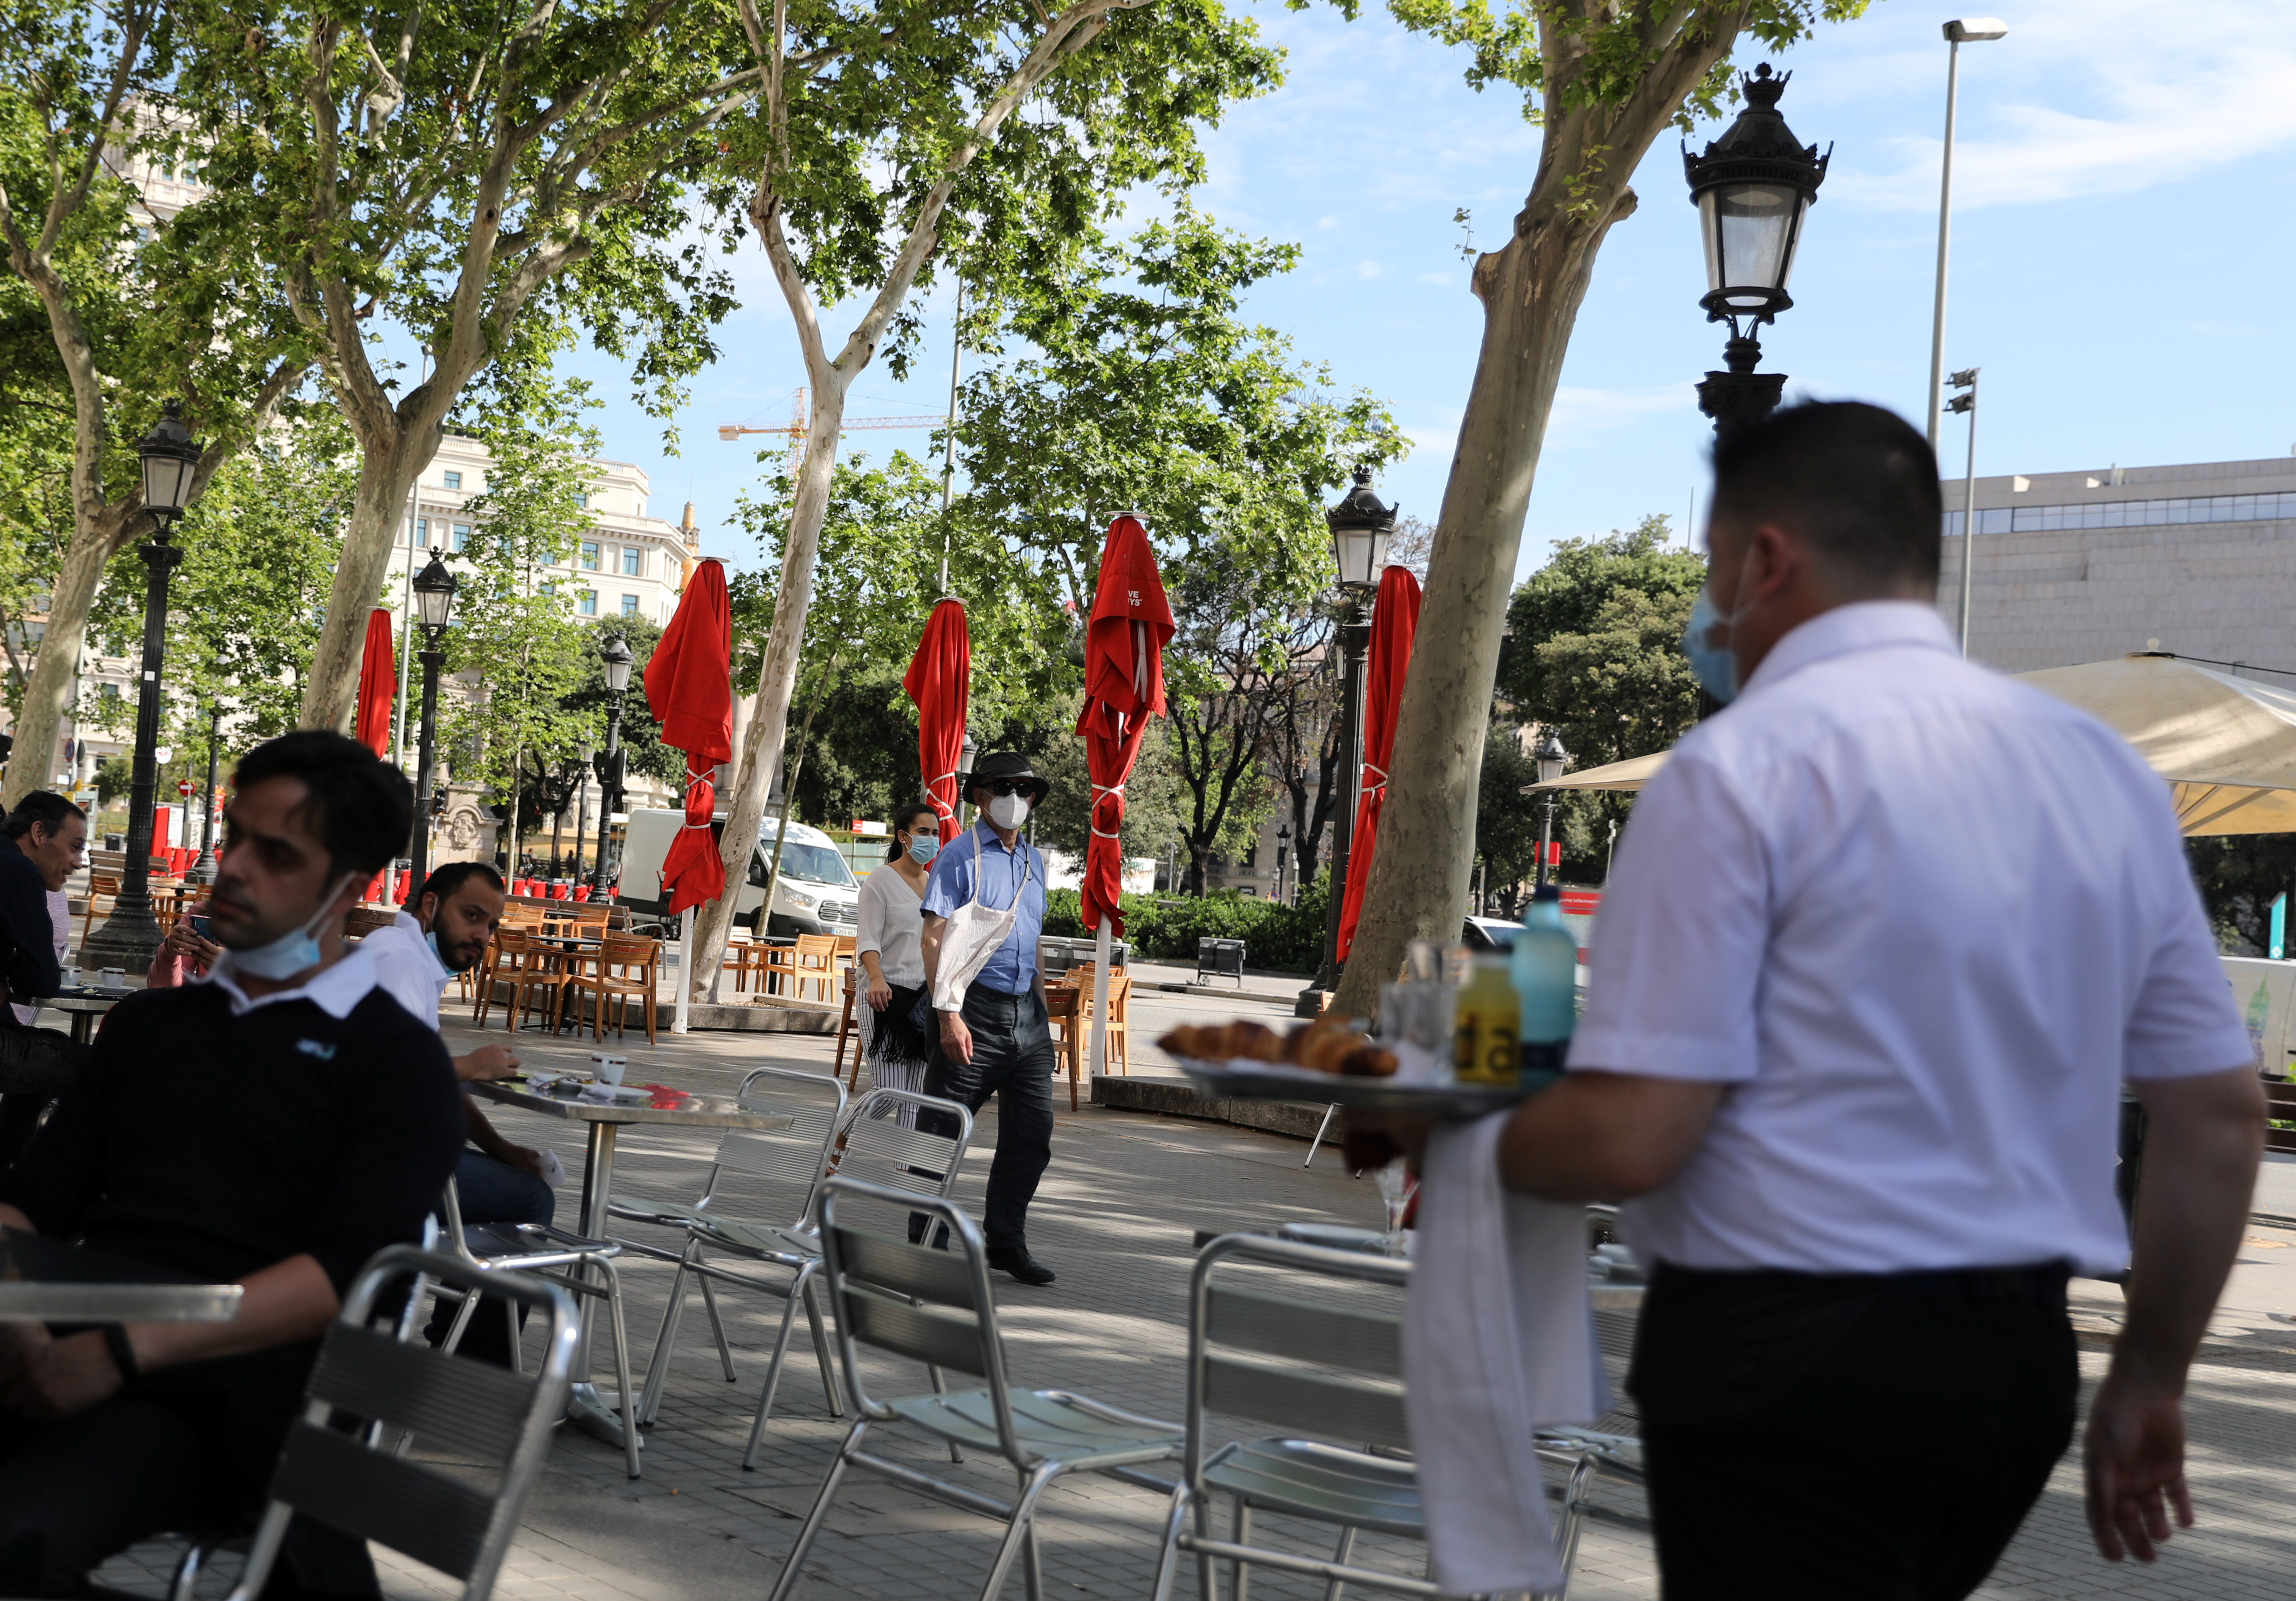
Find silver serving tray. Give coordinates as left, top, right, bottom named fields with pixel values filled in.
left=1171, top=1056, right=1556, bottom=1116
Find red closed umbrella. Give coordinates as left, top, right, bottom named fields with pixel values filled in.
left=1074, top=514, right=1173, bottom=940
left=645, top=558, right=733, bottom=919
left=354, top=608, right=396, bottom=758
left=1336, top=564, right=1421, bottom=961
left=904, top=599, right=970, bottom=841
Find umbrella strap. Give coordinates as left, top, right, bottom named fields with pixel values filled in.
left=1360, top=761, right=1388, bottom=795
left=1091, top=781, right=1126, bottom=840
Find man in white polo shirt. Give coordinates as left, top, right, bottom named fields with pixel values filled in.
left=1462, top=402, right=2263, bottom=1598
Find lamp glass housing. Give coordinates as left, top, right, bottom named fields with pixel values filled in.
left=600, top=636, right=634, bottom=693
left=140, top=449, right=196, bottom=516
left=1329, top=522, right=1391, bottom=591
left=412, top=552, right=458, bottom=630
left=1698, top=180, right=1810, bottom=310
left=1535, top=733, right=1569, bottom=788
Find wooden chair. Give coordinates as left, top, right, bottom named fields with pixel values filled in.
left=475, top=930, right=561, bottom=1031
left=1062, top=963, right=1131, bottom=1076
left=724, top=934, right=769, bottom=994
left=345, top=906, right=398, bottom=941
left=790, top=933, right=838, bottom=1005
left=1044, top=982, right=1086, bottom=1110
left=566, top=932, right=659, bottom=1044
left=78, top=871, right=120, bottom=953
left=836, top=965, right=864, bottom=1088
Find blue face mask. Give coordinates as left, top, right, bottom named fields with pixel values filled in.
left=1681, top=590, right=1740, bottom=704
left=907, top=832, right=939, bottom=866
left=425, top=929, right=443, bottom=964
left=231, top=873, right=355, bottom=981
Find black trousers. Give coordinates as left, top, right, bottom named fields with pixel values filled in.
left=0, top=1386, right=376, bottom=1598
left=919, top=985, right=1055, bottom=1253
left=1629, top=1261, right=2078, bottom=1601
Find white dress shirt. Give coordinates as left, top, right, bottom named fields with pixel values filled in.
left=359, top=910, right=452, bottom=1029
left=1573, top=601, right=2252, bottom=1278
left=204, top=944, right=388, bottom=1020
left=857, top=864, right=926, bottom=987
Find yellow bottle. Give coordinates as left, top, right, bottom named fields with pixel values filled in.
left=1453, top=954, right=1522, bottom=1087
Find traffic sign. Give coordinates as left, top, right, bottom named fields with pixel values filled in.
left=176, top=778, right=195, bottom=797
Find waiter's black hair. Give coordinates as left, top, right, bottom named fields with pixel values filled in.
left=1709, top=401, right=1943, bottom=591
left=232, top=730, right=413, bottom=878
left=412, top=860, right=504, bottom=911
left=1, top=791, right=84, bottom=840
left=887, top=801, right=939, bottom=861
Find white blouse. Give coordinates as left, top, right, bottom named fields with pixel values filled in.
left=856, top=864, right=926, bottom=987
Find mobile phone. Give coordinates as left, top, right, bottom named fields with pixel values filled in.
left=186, top=912, right=211, bottom=940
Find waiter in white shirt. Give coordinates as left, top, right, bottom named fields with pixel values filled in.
left=1378, top=402, right=2265, bottom=1599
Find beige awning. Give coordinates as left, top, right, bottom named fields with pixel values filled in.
left=1519, top=654, right=2296, bottom=837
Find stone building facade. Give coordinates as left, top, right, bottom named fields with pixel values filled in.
left=1938, top=454, right=2296, bottom=678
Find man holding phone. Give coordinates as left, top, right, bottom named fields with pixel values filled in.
left=0, top=792, right=85, bottom=1166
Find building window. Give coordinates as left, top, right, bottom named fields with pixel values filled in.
left=579, top=591, right=597, bottom=616
left=539, top=579, right=556, bottom=597
left=621, top=547, right=641, bottom=576
left=573, top=492, right=587, bottom=509
left=620, top=594, right=639, bottom=616
left=443, top=471, right=463, bottom=490
left=100, top=682, right=121, bottom=704
left=451, top=524, right=471, bottom=552
left=413, top=517, right=428, bottom=547
left=580, top=541, right=599, bottom=570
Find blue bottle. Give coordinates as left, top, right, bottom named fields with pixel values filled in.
left=1511, top=884, right=1578, bottom=1080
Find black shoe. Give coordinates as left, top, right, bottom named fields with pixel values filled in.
left=987, top=1246, right=1057, bottom=1286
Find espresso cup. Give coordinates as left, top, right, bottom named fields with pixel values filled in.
left=62, top=967, right=79, bottom=988
left=99, top=968, right=125, bottom=989
left=592, top=1053, right=628, bottom=1087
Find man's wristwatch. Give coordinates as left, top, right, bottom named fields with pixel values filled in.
left=104, top=1323, right=140, bottom=1385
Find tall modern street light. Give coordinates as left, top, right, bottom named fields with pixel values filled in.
left=1948, top=367, right=1981, bottom=655
left=1301, top=465, right=1395, bottom=1013
left=593, top=635, right=634, bottom=893
left=1274, top=822, right=1291, bottom=906
left=1926, top=19, right=2009, bottom=450
left=1532, top=731, right=1569, bottom=890
left=86, top=401, right=200, bottom=968
left=405, top=549, right=459, bottom=894
left=1683, top=63, right=1831, bottom=440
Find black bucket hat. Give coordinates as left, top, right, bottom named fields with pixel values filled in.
left=960, top=750, right=1051, bottom=805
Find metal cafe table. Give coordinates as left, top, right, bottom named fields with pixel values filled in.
left=0, top=1228, right=245, bottom=1324
left=466, top=1075, right=794, bottom=1456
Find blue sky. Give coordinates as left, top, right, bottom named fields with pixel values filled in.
left=552, top=0, right=2296, bottom=585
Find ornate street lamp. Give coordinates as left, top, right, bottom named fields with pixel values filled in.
left=957, top=726, right=980, bottom=826
left=593, top=635, right=634, bottom=892
left=1275, top=822, right=1291, bottom=906
left=1301, top=466, right=1396, bottom=1013
left=191, top=702, right=221, bottom=884
left=1683, top=63, right=1830, bottom=439
left=1533, top=730, right=1568, bottom=890
left=405, top=549, right=459, bottom=894
left=86, top=401, right=200, bottom=968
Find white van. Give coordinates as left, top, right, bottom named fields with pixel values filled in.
left=617, top=809, right=863, bottom=936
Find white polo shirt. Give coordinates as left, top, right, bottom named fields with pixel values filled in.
left=359, top=911, right=452, bottom=1030
left=1572, top=601, right=2252, bottom=1277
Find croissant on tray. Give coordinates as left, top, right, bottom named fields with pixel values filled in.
left=1159, top=1016, right=1395, bottom=1078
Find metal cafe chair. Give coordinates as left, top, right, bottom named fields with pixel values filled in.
left=606, top=1065, right=849, bottom=1458
left=1148, top=1233, right=1430, bottom=1601
left=767, top=1177, right=1185, bottom=1601
left=432, top=1174, right=645, bottom=1479
left=205, top=1245, right=577, bottom=1601
left=1536, top=1425, right=1645, bottom=1600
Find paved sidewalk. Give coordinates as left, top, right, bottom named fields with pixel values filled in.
left=94, top=1003, right=2296, bottom=1600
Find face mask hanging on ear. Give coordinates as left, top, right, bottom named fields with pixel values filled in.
left=233, top=872, right=357, bottom=980
left=1680, top=548, right=1758, bottom=705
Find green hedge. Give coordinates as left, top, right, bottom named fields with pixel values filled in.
left=1044, top=878, right=1330, bottom=975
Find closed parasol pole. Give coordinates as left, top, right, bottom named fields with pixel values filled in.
left=1074, top=514, right=1173, bottom=1080
left=905, top=599, right=971, bottom=843
left=645, top=558, right=734, bottom=1036
left=1336, top=565, right=1422, bottom=962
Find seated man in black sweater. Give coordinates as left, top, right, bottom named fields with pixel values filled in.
left=0, top=731, right=463, bottom=1598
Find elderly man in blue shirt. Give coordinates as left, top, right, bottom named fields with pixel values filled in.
left=918, top=751, right=1058, bottom=1285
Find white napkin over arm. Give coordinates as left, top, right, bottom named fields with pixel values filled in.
left=1402, top=1108, right=1610, bottom=1597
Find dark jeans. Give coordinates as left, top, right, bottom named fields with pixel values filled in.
left=919, top=985, right=1055, bottom=1254
left=0, top=1094, right=42, bottom=1169
left=1630, top=1261, right=2078, bottom=1601
left=0, top=1390, right=376, bottom=1598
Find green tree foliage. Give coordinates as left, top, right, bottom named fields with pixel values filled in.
left=1043, top=879, right=1329, bottom=974
left=2188, top=836, right=2296, bottom=957
left=1032, top=699, right=1186, bottom=866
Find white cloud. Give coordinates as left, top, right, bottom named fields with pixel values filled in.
left=1542, top=384, right=1695, bottom=446
left=1814, top=0, right=2296, bottom=211
left=1318, top=214, right=1340, bottom=230
left=1357, top=259, right=1386, bottom=279
left=1417, top=271, right=1457, bottom=286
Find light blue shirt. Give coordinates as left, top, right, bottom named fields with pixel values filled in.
left=921, top=820, right=1045, bottom=998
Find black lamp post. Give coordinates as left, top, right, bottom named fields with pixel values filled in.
left=957, top=727, right=980, bottom=828
left=405, top=549, right=458, bottom=895
left=191, top=702, right=221, bottom=884
left=85, top=401, right=200, bottom=968
left=1300, top=466, right=1395, bottom=1014
left=593, top=635, right=634, bottom=892
left=1532, top=731, right=1568, bottom=890
left=1683, top=63, right=1830, bottom=440
left=1274, top=822, right=1291, bottom=906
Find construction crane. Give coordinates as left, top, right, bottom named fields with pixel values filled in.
left=718, top=387, right=945, bottom=462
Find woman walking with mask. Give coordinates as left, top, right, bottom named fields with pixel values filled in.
left=856, top=801, right=940, bottom=1107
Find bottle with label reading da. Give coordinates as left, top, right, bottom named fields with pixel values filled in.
left=1453, top=954, right=1521, bottom=1086
left=1512, top=883, right=1578, bottom=1080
